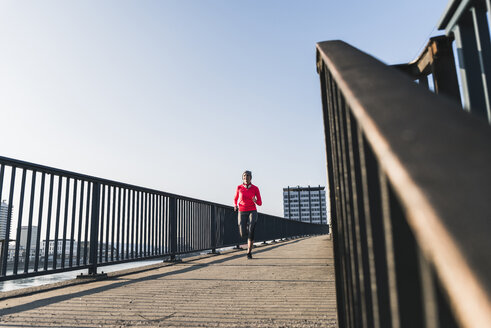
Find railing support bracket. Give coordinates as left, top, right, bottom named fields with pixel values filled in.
left=77, top=272, right=108, bottom=280
left=163, top=255, right=182, bottom=263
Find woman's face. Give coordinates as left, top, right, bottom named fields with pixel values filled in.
left=242, top=173, right=251, bottom=185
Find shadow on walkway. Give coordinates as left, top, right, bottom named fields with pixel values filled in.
left=1, top=238, right=304, bottom=316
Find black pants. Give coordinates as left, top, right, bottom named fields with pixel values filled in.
left=238, top=210, right=257, bottom=241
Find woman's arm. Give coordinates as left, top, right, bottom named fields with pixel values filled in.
left=234, top=186, right=239, bottom=210
left=254, top=187, right=262, bottom=206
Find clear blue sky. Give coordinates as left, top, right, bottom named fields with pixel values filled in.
left=0, top=1, right=449, bottom=217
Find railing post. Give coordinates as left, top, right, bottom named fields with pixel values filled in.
left=431, top=36, right=461, bottom=103
left=88, top=182, right=100, bottom=275
left=1, top=168, right=15, bottom=277
left=169, top=197, right=177, bottom=261
left=453, top=11, right=489, bottom=120
left=210, top=205, right=217, bottom=253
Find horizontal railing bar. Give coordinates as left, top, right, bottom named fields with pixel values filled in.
left=317, top=40, right=491, bottom=328
left=0, top=264, right=92, bottom=282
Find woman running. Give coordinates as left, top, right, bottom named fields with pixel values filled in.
left=234, top=170, right=262, bottom=259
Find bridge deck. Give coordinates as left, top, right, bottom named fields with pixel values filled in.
left=0, top=236, right=336, bottom=328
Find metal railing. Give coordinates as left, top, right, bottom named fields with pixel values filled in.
left=0, top=156, right=328, bottom=281
left=438, top=0, right=491, bottom=122
left=393, top=35, right=461, bottom=104
left=393, top=0, right=491, bottom=125
left=317, top=41, right=491, bottom=328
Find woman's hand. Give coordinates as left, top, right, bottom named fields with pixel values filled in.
left=234, top=206, right=237, bottom=211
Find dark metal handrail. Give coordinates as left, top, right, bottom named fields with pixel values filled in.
left=0, top=155, right=328, bottom=282
left=317, top=40, right=491, bottom=328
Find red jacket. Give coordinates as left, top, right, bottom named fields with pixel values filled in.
left=234, top=184, right=262, bottom=211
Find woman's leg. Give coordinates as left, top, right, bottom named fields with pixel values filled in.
left=247, top=211, right=258, bottom=255
left=238, top=212, right=247, bottom=240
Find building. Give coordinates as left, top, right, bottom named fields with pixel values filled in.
left=0, top=200, right=12, bottom=241
left=20, top=226, right=39, bottom=250
left=283, top=186, right=327, bottom=224
left=42, top=239, right=77, bottom=256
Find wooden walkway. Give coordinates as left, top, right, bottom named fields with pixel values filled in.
left=0, top=236, right=337, bottom=327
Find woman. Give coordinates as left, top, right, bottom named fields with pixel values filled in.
left=234, top=170, right=262, bottom=259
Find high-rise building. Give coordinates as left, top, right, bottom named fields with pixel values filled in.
left=283, top=186, right=327, bottom=224
left=0, top=200, right=12, bottom=241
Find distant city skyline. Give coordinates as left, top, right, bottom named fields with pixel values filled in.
left=0, top=1, right=450, bottom=217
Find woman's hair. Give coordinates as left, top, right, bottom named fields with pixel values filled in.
left=243, top=170, right=252, bottom=177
